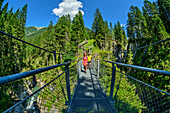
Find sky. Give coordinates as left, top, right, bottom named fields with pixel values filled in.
left=3, top=0, right=157, bottom=29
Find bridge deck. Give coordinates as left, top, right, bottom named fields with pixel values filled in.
left=68, top=66, right=115, bottom=113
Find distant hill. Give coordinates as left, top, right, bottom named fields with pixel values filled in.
left=25, top=26, right=93, bottom=39
left=25, top=26, right=94, bottom=46
left=85, top=27, right=92, bottom=34
left=25, top=26, right=47, bottom=38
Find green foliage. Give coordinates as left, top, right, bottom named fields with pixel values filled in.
left=82, top=39, right=95, bottom=48
left=25, top=27, right=47, bottom=39
left=114, top=21, right=123, bottom=44
left=92, top=8, right=105, bottom=49
left=92, top=9, right=127, bottom=53
left=0, top=1, right=27, bottom=111
left=127, top=5, right=148, bottom=42
left=157, top=0, right=170, bottom=33
left=126, top=49, right=133, bottom=65
left=127, top=0, right=170, bottom=92
left=71, top=11, right=86, bottom=53
left=113, top=73, right=145, bottom=112
left=25, top=26, right=37, bottom=35
left=1, top=0, right=169, bottom=112
left=0, top=87, right=14, bottom=113
left=85, top=27, right=94, bottom=39
left=114, top=21, right=127, bottom=50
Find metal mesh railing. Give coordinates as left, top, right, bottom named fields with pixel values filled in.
left=1, top=61, right=79, bottom=113
left=91, top=59, right=98, bottom=76
left=0, top=44, right=54, bottom=113
left=98, top=61, right=170, bottom=113
left=98, top=63, right=112, bottom=95
left=69, top=63, right=79, bottom=99
left=37, top=69, right=68, bottom=112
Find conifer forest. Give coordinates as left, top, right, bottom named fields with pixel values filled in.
left=0, top=0, right=169, bottom=112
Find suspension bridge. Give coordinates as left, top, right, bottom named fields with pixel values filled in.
left=0, top=30, right=170, bottom=113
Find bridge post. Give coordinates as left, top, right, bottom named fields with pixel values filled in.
left=97, top=60, right=99, bottom=78
left=65, top=64, right=71, bottom=103
left=110, top=63, right=116, bottom=99
left=81, top=59, right=82, bottom=71
left=94, top=59, right=96, bottom=74
left=77, top=60, right=79, bottom=78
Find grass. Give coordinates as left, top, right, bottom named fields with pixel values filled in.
left=79, top=39, right=95, bottom=49
left=84, top=39, right=95, bottom=47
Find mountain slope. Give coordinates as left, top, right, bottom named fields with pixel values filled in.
left=25, top=26, right=47, bottom=38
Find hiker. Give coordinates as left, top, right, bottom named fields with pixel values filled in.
left=83, top=53, right=88, bottom=73
left=88, top=53, right=92, bottom=68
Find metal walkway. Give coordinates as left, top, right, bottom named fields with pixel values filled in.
left=68, top=67, right=116, bottom=113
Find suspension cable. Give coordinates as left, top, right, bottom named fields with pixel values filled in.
left=131, top=38, right=170, bottom=51
left=0, top=30, right=53, bottom=53
left=0, top=30, right=76, bottom=56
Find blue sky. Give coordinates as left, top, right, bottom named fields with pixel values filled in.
left=3, top=0, right=156, bottom=29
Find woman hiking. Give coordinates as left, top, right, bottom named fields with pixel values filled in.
left=83, top=53, right=88, bottom=73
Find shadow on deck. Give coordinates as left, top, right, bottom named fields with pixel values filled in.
left=67, top=67, right=115, bottom=113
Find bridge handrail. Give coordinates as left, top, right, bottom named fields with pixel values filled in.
left=97, top=59, right=170, bottom=112
left=100, top=59, right=170, bottom=76
left=0, top=60, right=77, bottom=85
left=99, top=62, right=170, bottom=96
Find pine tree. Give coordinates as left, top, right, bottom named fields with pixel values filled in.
left=143, top=0, right=159, bottom=36
left=0, top=1, right=28, bottom=111
left=71, top=11, right=86, bottom=53
left=123, top=30, right=127, bottom=48
left=109, top=22, right=114, bottom=40
left=126, top=1, right=170, bottom=91
left=103, top=20, right=110, bottom=50
left=54, top=15, right=71, bottom=63
left=92, top=8, right=105, bottom=49
left=127, top=5, right=149, bottom=58
left=113, top=21, right=127, bottom=59
left=127, top=9, right=135, bottom=40
left=78, top=11, right=86, bottom=42
left=114, top=21, right=125, bottom=45
left=157, top=0, right=170, bottom=33
left=118, top=21, right=123, bottom=44
left=142, top=0, right=169, bottom=40
left=41, top=20, right=56, bottom=62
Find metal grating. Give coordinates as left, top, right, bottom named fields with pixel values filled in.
left=69, top=98, right=115, bottom=113
left=67, top=61, right=116, bottom=113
